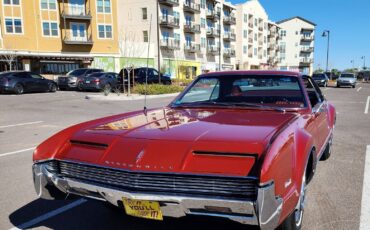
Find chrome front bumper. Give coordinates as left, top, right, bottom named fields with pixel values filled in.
left=33, top=163, right=283, bottom=230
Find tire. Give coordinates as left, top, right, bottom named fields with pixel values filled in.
left=336, top=84, right=340, bottom=88
left=49, top=83, right=57, bottom=93
left=14, top=84, right=24, bottom=95
left=324, top=82, right=327, bottom=88
left=352, top=85, right=356, bottom=88
left=77, top=82, right=83, bottom=91
left=103, top=84, right=112, bottom=92
left=164, top=81, right=171, bottom=85
left=278, top=166, right=307, bottom=230
left=320, top=138, right=332, bottom=161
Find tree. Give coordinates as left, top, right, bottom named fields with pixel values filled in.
left=118, top=30, right=146, bottom=96
left=314, top=68, right=324, bottom=74
left=2, top=46, right=17, bottom=71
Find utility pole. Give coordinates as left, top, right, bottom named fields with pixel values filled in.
left=322, top=30, right=330, bottom=73
left=156, top=0, right=161, bottom=83
left=219, top=7, right=222, bottom=72
left=362, top=56, right=366, bottom=69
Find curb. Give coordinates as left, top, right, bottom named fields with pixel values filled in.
left=85, top=93, right=180, bottom=101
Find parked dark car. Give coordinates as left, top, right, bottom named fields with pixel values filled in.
left=0, top=71, right=57, bottom=95
left=80, top=72, right=119, bottom=91
left=118, top=67, right=172, bottom=87
left=58, top=68, right=103, bottom=90
left=312, top=73, right=329, bottom=87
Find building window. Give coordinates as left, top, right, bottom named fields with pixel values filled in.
left=281, top=30, right=286, bottom=37
left=97, top=0, right=111, bottom=13
left=201, top=37, right=206, bottom=48
left=243, top=46, right=247, bottom=54
left=142, top=7, right=148, bottom=20
left=200, top=0, right=206, bottom=9
left=5, top=18, right=22, bottom=34
left=42, top=22, right=58, bottom=36
left=143, top=30, right=148, bottom=42
left=243, top=30, right=247, bottom=38
left=264, top=36, right=267, bottom=43
left=254, top=33, right=257, bottom=41
left=264, top=50, right=267, bottom=57
left=98, top=24, right=112, bottom=38
left=254, top=48, right=257, bottom=56
left=201, top=18, right=206, bottom=28
left=3, top=0, right=19, bottom=5
left=254, top=18, right=257, bottom=26
left=244, top=14, right=248, bottom=23
left=41, top=0, right=56, bottom=10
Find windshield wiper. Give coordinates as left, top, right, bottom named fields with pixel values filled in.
left=173, top=101, right=286, bottom=112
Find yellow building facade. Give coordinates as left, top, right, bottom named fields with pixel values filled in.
left=0, top=0, right=119, bottom=75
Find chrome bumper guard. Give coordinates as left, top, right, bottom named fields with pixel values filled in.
left=33, top=163, right=283, bottom=230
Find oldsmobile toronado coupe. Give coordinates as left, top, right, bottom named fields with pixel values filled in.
left=33, top=71, right=336, bottom=230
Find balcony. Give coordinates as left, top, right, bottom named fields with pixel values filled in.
left=258, top=41, right=263, bottom=46
left=258, top=26, right=263, bottom=32
left=183, top=1, right=201, bottom=14
left=268, top=31, right=276, bottom=37
left=184, top=43, right=201, bottom=53
left=301, top=35, right=314, bottom=41
left=268, top=44, right=275, bottom=50
left=63, top=31, right=93, bottom=45
left=206, top=9, right=220, bottom=21
left=248, top=22, right=253, bottom=28
left=207, top=45, right=220, bottom=55
left=61, top=6, right=92, bottom=20
left=159, top=15, right=180, bottom=28
left=223, top=48, right=235, bottom=58
left=160, top=38, right=181, bottom=50
left=223, top=32, right=236, bottom=41
left=300, top=47, right=314, bottom=53
left=184, top=23, right=201, bottom=34
left=300, top=58, right=314, bottom=65
left=206, top=27, right=220, bottom=37
left=158, top=0, right=179, bottom=7
left=223, top=15, right=236, bottom=25
left=248, top=38, right=253, bottom=43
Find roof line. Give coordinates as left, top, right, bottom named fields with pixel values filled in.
left=276, top=16, right=317, bottom=26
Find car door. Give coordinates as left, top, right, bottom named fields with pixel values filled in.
left=29, top=73, right=49, bottom=92
left=304, top=77, right=330, bottom=153
left=148, top=69, right=160, bottom=84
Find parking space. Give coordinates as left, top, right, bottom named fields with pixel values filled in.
left=0, top=84, right=369, bottom=230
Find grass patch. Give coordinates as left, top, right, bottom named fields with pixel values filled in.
left=132, top=84, right=184, bottom=95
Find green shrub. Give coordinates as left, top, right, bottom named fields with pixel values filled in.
left=132, top=84, right=184, bottom=95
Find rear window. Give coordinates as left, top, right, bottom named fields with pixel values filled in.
left=0, top=72, right=14, bottom=78
left=88, top=73, right=105, bottom=78
left=312, top=74, right=325, bottom=79
left=340, top=74, right=355, bottom=78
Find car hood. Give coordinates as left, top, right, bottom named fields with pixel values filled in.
left=55, top=108, right=298, bottom=176
left=339, top=77, right=356, bottom=81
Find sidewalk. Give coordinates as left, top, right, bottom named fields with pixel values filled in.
left=85, top=93, right=180, bottom=101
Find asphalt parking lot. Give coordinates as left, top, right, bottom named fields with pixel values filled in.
left=0, top=84, right=369, bottom=230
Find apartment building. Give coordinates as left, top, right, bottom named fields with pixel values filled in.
left=0, top=0, right=119, bottom=75
left=267, top=21, right=280, bottom=69
left=235, top=0, right=268, bottom=70
left=277, top=16, right=316, bottom=75
left=118, top=0, right=237, bottom=79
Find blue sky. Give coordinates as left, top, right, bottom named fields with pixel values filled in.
left=231, top=0, right=370, bottom=70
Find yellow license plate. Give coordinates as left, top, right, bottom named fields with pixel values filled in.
left=122, top=198, right=163, bottom=221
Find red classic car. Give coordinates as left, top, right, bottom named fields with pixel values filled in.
left=33, top=71, right=336, bottom=230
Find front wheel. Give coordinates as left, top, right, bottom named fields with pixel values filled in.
left=14, top=84, right=24, bottom=95
left=49, top=83, right=57, bottom=92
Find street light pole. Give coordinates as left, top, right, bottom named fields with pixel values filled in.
left=362, top=56, right=366, bottom=69
left=322, top=30, right=330, bottom=73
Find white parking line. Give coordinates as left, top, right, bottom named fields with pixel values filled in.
left=357, top=87, right=362, bottom=92
left=0, top=147, right=36, bottom=158
left=9, top=198, right=87, bottom=230
left=365, top=96, right=370, bottom=114
left=0, top=121, right=43, bottom=129
left=360, top=145, right=370, bottom=230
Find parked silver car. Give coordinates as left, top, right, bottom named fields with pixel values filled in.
left=337, top=73, right=356, bottom=88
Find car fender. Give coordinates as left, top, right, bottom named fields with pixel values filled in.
left=326, top=102, right=336, bottom=128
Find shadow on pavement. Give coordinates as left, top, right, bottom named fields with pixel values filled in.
left=9, top=199, right=259, bottom=229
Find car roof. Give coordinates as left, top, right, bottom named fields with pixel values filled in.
left=201, top=70, right=301, bottom=77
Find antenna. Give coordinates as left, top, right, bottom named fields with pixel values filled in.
left=144, top=14, right=152, bottom=116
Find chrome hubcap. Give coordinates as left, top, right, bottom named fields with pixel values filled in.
left=295, top=171, right=306, bottom=226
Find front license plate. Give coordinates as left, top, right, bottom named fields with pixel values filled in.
left=122, top=198, right=163, bottom=221
left=86, top=81, right=90, bottom=83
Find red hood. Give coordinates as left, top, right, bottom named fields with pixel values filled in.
left=54, top=108, right=298, bottom=176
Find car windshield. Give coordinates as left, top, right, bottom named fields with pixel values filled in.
left=0, top=72, right=14, bottom=78
left=312, top=74, right=325, bottom=79
left=340, top=74, right=355, bottom=78
left=173, top=75, right=307, bottom=110
left=67, top=69, right=86, bottom=76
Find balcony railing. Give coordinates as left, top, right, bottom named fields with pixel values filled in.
left=61, top=5, right=92, bottom=20
left=184, top=23, right=201, bottom=33
left=300, top=47, right=314, bottom=52
left=184, top=43, right=201, bottom=53
left=300, top=58, right=314, bottom=64
left=223, top=15, right=236, bottom=25
left=301, top=35, right=314, bottom=41
left=258, top=41, right=263, bottom=46
left=183, top=1, right=201, bottom=13
left=159, top=15, right=180, bottom=28
left=206, top=27, right=220, bottom=37
left=223, top=32, right=236, bottom=41
left=63, top=31, right=93, bottom=45
left=248, top=38, right=253, bottom=43
left=160, top=38, right=181, bottom=50
left=206, top=9, right=220, bottom=20
left=223, top=48, right=235, bottom=58
left=248, top=22, right=253, bottom=28
left=207, top=45, right=220, bottom=55
left=248, top=53, right=253, bottom=58
left=158, top=0, right=179, bottom=7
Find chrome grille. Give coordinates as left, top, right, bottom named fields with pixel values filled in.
left=53, top=160, right=258, bottom=199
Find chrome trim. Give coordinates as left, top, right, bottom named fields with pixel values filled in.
left=317, top=129, right=333, bottom=160
left=33, top=163, right=282, bottom=229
